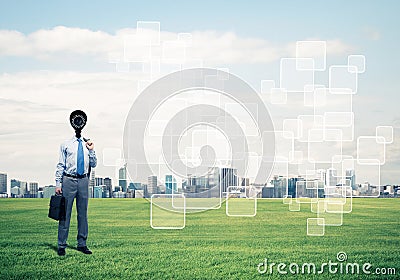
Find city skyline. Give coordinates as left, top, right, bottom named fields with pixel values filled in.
left=2, top=163, right=398, bottom=199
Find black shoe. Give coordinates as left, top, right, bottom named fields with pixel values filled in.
left=77, top=246, right=92, bottom=254
left=57, top=248, right=66, bottom=256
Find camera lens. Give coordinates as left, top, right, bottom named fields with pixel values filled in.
left=71, top=115, right=86, bottom=129
left=73, top=116, right=83, bottom=126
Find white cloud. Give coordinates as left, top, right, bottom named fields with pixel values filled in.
left=0, top=26, right=355, bottom=64
left=189, top=30, right=285, bottom=64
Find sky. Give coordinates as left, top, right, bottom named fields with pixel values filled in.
left=0, top=0, right=399, bottom=191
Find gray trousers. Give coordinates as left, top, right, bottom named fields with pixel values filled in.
left=58, top=176, right=89, bottom=249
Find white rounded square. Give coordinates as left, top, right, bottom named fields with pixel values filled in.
left=307, top=218, right=325, bottom=236
left=317, top=201, right=343, bottom=226
left=151, top=194, right=186, bottom=229
left=376, top=126, right=393, bottom=144
left=348, top=55, right=365, bottom=73
left=226, top=186, right=257, bottom=217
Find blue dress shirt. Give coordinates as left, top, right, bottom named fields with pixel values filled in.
left=55, top=137, right=97, bottom=187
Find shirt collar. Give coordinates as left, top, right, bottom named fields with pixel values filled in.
left=72, top=136, right=83, bottom=142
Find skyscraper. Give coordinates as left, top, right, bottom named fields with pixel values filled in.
left=207, top=168, right=219, bottom=197
left=0, top=173, right=7, bottom=194
left=89, top=169, right=96, bottom=191
left=104, top=177, right=112, bottom=197
left=20, top=181, right=27, bottom=196
left=101, top=185, right=110, bottom=198
left=165, top=175, right=177, bottom=194
left=11, top=186, right=20, bottom=197
left=10, top=179, right=21, bottom=197
left=29, top=182, right=38, bottom=198
left=119, top=164, right=127, bottom=192
left=345, top=169, right=356, bottom=190
left=95, top=177, right=104, bottom=186
left=218, top=167, right=237, bottom=193
left=271, top=176, right=286, bottom=198
left=10, top=179, right=20, bottom=188
left=147, top=175, right=158, bottom=196
left=326, top=168, right=337, bottom=187
left=288, top=177, right=304, bottom=198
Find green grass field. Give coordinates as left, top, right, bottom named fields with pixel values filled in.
left=0, top=198, right=399, bottom=279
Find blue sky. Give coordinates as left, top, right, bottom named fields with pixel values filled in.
left=0, top=1, right=397, bottom=45
left=0, top=0, right=399, bottom=187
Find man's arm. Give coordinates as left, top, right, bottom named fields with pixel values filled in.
left=86, top=141, right=97, bottom=168
left=55, top=143, right=66, bottom=194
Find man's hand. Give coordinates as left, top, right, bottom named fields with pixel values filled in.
left=86, top=141, right=94, bottom=150
left=55, top=187, right=62, bottom=195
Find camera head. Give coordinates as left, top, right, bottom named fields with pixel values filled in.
left=70, top=110, right=87, bottom=138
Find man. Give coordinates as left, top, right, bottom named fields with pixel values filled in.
left=55, top=110, right=97, bottom=256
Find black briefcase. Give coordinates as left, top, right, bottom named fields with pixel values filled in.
left=48, top=195, right=66, bottom=221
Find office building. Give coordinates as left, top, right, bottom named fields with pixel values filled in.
left=11, top=179, right=27, bottom=196
left=271, top=175, right=287, bottom=198
left=104, top=177, right=112, bottom=196
left=147, top=175, right=158, bottom=196
left=240, top=177, right=250, bottom=186
left=11, top=186, right=20, bottom=197
left=218, top=167, right=237, bottom=194
left=288, top=177, right=304, bottom=198
left=29, top=182, right=38, bottom=198
left=326, top=168, right=337, bottom=187
left=0, top=173, right=7, bottom=194
left=165, top=175, right=177, bottom=194
left=126, top=189, right=135, bottom=198
left=11, top=179, right=20, bottom=188
left=135, top=189, right=144, bottom=198
left=95, top=177, right=104, bottom=186
left=119, top=164, right=127, bottom=192
left=20, top=181, right=27, bottom=196
left=262, top=185, right=274, bottom=198
left=316, top=169, right=326, bottom=184
left=113, top=191, right=126, bottom=198
left=345, top=169, right=356, bottom=190
left=89, top=169, right=96, bottom=191
left=325, top=168, right=338, bottom=196
left=207, top=168, right=220, bottom=197
left=93, top=186, right=103, bottom=198
left=101, top=185, right=110, bottom=198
